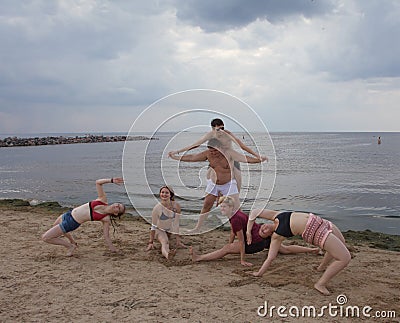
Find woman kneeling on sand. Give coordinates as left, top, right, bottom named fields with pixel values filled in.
left=247, top=209, right=351, bottom=295
left=146, top=185, right=186, bottom=259
left=190, top=196, right=320, bottom=266
left=41, top=177, right=125, bottom=256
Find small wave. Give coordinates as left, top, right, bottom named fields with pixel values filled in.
left=184, top=185, right=202, bottom=189
left=372, top=215, right=400, bottom=219
left=0, top=189, right=32, bottom=193
left=347, top=206, right=395, bottom=212
left=347, top=143, right=371, bottom=148
left=29, top=199, right=44, bottom=206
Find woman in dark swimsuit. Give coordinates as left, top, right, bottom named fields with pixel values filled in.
left=41, top=177, right=125, bottom=256
left=146, top=186, right=186, bottom=259
left=247, top=209, right=351, bottom=295
left=190, top=196, right=319, bottom=266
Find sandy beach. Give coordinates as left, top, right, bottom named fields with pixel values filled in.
left=1, top=201, right=399, bottom=322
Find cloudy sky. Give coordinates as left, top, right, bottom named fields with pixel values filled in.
left=0, top=0, right=399, bottom=134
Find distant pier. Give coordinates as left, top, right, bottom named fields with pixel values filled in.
left=0, top=134, right=157, bottom=147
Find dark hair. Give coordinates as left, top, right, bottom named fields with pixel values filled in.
left=211, top=118, right=224, bottom=127
left=110, top=203, right=125, bottom=235
left=159, top=185, right=175, bottom=201
left=118, top=204, right=126, bottom=216
left=207, top=138, right=222, bottom=149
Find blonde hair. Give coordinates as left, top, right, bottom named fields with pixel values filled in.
left=218, top=195, right=235, bottom=207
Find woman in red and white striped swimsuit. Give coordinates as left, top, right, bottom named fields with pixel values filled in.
left=247, top=209, right=351, bottom=296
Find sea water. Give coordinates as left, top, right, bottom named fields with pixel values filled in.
left=0, top=132, right=398, bottom=235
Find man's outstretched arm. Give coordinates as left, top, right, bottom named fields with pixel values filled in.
left=169, top=150, right=208, bottom=162
left=228, top=149, right=267, bottom=164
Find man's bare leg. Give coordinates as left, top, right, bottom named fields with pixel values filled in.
left=233, top=167, right=242, bottom=192
left=191, top=194, right=217, bottom=232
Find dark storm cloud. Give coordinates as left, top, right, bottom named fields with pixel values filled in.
left=0, top=0, right=398, bottom=133
left=0, top=1, right=165, bottom=109
left=174, top=0, right=336, bottom=32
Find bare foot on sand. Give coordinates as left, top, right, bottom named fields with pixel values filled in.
left=66, top=243, right=77, bottom=257
left=314, top=283, right=330, bottom=295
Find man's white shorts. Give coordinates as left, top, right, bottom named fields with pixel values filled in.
left=205, top=179, right=239, bottom=196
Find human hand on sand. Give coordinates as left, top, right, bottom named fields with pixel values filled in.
left=146, top=243, right=154, bottom=251
left=250, top=271, right=261, bottom=277
left=241, top=260, right=253, bottom=267
left=246, top=234, right=252, bottom=245
left=176, top=241, right=187, bottom=249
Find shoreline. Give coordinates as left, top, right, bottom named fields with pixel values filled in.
left=1, top=198, right=399, bottom=251
left=1, top=199, right=399, bottom=322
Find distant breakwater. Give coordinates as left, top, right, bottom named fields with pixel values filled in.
left=0, top=134, right=158, bottom=148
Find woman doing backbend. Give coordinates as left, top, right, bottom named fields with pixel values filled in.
left=190, top=196, right=319, bottom=266
left=247, top=209, right=351, bottom=295
left=41, top=177, right=125, bottom=256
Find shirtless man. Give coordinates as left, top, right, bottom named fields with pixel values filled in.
left=168, top=118, right=268, bottom=191
left=169, top=138, right=266, bottom=231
